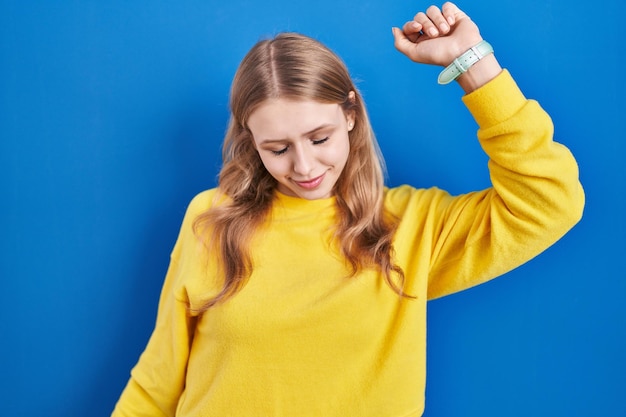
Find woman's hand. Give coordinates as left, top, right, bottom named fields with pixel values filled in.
left=392, top=2, right=502, bottom=92
left=392, top=2, right=482, bottom=67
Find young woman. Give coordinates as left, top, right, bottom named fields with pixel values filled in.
left=112, top=3, right=584, bottom=416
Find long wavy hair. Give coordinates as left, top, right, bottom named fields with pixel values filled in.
left=193, top=33, right=408, bottom=310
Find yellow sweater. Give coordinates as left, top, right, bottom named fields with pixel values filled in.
left=112, top=71, right=584, bottom=417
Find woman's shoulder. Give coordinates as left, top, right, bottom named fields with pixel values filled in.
left=172, top=188, right=225, bottom=235
left=187, top=187, right=217, bottom=208
left=384, top=184, right=451, bottom=211
left=184, top=188, right=231, bottom=216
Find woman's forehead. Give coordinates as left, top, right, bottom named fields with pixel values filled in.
left=248, top=99, right=344, bottom=139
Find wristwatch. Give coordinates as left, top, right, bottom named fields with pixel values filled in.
left=437, top=40, right=494, bottom=85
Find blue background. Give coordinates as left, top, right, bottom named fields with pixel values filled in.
left=1, top=1, right=624, bottom=416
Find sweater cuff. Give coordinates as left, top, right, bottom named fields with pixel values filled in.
left=461, top=69, right=527, bottom=129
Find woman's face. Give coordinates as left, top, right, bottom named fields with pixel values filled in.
left=247, top=98, right=354, bottom=200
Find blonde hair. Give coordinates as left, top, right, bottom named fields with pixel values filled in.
left=193, top=33, right=408, bottom=310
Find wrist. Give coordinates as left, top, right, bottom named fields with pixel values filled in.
left=456, top=54, right=503, bottom=93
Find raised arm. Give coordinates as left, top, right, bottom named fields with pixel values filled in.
left=387, top=3, right=585, bottom=298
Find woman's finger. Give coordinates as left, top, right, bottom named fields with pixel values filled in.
left=441, top=2, right=461, bottom=25
left=402, top=20, right=422, bottom=35
left=412, top=11, right=439, bottom=38
left=425, top=5, right=450, bottom=34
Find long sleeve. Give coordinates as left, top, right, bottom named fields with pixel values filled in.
left=423, top=69, right=585, bottom=298
left=112, top=207, right=199, bottom=417
left=385, top=70, right=584, bottom=300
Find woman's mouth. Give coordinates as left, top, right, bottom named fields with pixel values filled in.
left=293, top=173, right=325, bottom=190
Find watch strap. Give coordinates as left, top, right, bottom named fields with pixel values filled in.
left=437, top=40, right=494, bottom=85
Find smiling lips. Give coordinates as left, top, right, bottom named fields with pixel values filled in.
left=293, top=173, right=325, bottom=190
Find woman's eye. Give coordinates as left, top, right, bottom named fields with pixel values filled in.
left=271, top=147, right=288, bottom=156
left=312, top=137, right=329, bottom=145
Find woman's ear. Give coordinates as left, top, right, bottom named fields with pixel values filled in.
left=347, top=91, right=356, bottom=131
left=347, top=113, right=356, bottom=131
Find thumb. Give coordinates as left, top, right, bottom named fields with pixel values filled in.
left=391, top=27, right=418, bottom=61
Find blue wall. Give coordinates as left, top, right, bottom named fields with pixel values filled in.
left=1, top=1, right=624, bottom=416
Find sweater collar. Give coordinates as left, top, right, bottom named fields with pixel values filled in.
left=274, top=190, right=336, bottom=212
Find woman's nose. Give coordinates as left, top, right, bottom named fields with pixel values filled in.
left=292, top=147, right=313, bottom=176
